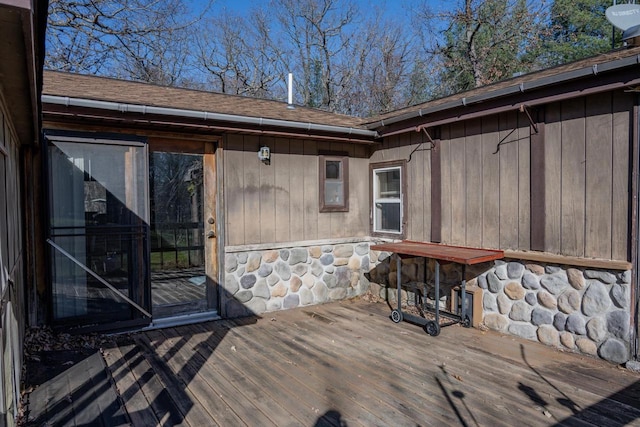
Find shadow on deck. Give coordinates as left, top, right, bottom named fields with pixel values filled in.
left=24, top=300, right=640, bottom=426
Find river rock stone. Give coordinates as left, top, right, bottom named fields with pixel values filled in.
left=522, top=272, right=541, bottom=290
left=478, top=275, right=488, bottom=289
left=313, top=282, right=329, bottom=303
left=283, top=294, right=300, bottom=309
left=300, top=287, right=314, bottom=305
left=483, top=292, right=498, bottom=312
left=508, top=323, right=537, bottom=340
left=303, top=274, right=315, bottom=289
left=311, top=260, right=324, bottom=277
left=240, top=274, right=257, bottom=289
left=279, top=249, right=290, bottom=261
left=253, top=279, right=270, bottom=299
left=509, top=301, right=532, bottom=322
left=487, top=272, right=503, bottom=293
left=246, top=254, right=261, bottom=272
left=497, top=293, right=512, bottom=314
left=355, top=243, right=369, bottom=256
left=323, top=274, right=337, bottom=289
left=566, top=313, right=587, bottom=335
left=271, top=282, right=287, bottom=298
left=525, top=292, right=537, bottom=306
left=545, top=265, right=562, bottom=274
left=309, top=246, right=322, bottom=258
left=537, top=291, right=557, bottom=309
left=585, top=317, right=606, bottom=343
left=320, top=254, right=334, bottom=266
left=505, top=282, right=525, bottom=300
left=607, top=310, right=630, bottom=340
left=484, top=313, right=509, bottom=332
left=567, top=268, right=585, bottom=290
left=290, top=276, right=302, bottom=292
left=584, top=270, right=616, bottom=284
left=334, top=244, right=354, bottom=258
left=582, top=281, right=611, bottom=316
left=507, top=262, right=525, bottom=279
left=599, top=338, right=628, bottom=364
left=560, top=332, right=575, bottom=349
left=348, top=257, right=361, bottom=270
left=266, top=299, right=282, bottom=311
left=247, top=297, right=267, bottom=314
left=258, top=263, right=273, bottom=277
left=237, top=252, right=248, bottom=264
left=526, top=263, right=545, bottom=275
left=225, top=274, right=239, bottom=295
left=225, top=254, right=238, bottom=273
left=557, top=289, right=581, bottom=314
left=292, top=264, right=308, bottom=276
left=236, top=267, right=245, bottom=277
left=263, top=250, right=279, bottom=263
left=541, top=273, right=568, bottom=295
left=289, top=248, right=308, bottom=265
left=537, top=325, right=560, bottom=347
left=620, top=270, right=631, bottom=284
left=611, top=284, right=629, bottom=309
left=235, top=290, right=253, bottom=303
left=576, top=338, right=598, bottom=356
left=275, top=261, right=291, bottom=281
left=554, top=312, right=567, bottom=331
left=267, top=273, right=279, bottom=286
left=531, top=307, right=554, bottom=326
left=329, top=287, right=347, bottom=301
left=495, top=265, right=508, bottom=280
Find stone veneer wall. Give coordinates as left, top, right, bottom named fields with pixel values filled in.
left=223, top=242, right=371, bottom=317
left=367, top=251, right=633, bottom=365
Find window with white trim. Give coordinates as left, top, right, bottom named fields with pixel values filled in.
left=372, top=162, right=404, bottom=235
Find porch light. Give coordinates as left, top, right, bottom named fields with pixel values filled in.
left=258, top=146, right=271, bottom=164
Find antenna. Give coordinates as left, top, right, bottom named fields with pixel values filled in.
left=287, top=73, right=295, bottom=109
left=606, top=3, right=640, bottom=44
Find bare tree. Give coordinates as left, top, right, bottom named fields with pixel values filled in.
left=46, top=0, right=209, bottom=85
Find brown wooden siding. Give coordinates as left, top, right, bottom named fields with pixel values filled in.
left=373, top=90, right=632, bottom=260
left=223, top=135, right=370, bottom=246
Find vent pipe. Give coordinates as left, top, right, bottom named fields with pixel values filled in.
left=287, top=73, right=295, bottom=109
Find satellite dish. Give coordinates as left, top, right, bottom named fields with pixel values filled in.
left=606, top=4, right=640, bottom=31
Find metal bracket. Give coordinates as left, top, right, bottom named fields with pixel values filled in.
left=519, top=104, right=539, bottom=134
left=408, top=126, right=437, bottom=162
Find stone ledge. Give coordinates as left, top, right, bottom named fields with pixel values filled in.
left=504, top=250, right=631, bottom=271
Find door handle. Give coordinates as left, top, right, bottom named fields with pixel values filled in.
left=207, top=230, right=216, bottom=239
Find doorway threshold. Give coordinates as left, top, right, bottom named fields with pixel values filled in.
left=143, top=310, right=221, bottom=331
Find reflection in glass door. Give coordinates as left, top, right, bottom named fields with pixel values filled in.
left=47, top=134, right=150, bottom=330
left=150, top=152, right=209, bottom=318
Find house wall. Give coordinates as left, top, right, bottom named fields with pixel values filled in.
left=223, top=134, right=371, bottom=246
left=0, top=96, right=26, bottom=426
left=367, top=89, right=636, bottom=364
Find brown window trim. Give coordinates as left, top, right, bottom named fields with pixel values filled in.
left=370, top=159, right=407, bottom=239
left=319, top=152, right=349, bottom=213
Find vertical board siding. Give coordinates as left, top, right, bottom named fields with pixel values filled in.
left=449, top=123, right=466, bottom=245
left=585, top=94, right=613, bottom=259
left=481, top=117, right=500, bottom=249
left=560, top=98, right=586, bottom=257
left=224, top=135, right=245, bottom=245
left=499, top=111, right=520, bottom=249
left=274, top=139, right=291, bottom=243
left=224, top=137, right=370, bottom=246
left=465, top=119, right=483, bottom=247
left=517, top=114, right=531, bottom=250
left=612, top=92, right=632, bottom=261
left=440, top=125, right=452, bottom=244
left=545, top=103, right=562, bottom=253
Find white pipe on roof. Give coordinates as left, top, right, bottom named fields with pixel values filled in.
left=41, top=94, right=379, bottom=139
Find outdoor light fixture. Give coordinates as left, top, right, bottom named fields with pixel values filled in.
left=258, top=145, right=271, bottom=164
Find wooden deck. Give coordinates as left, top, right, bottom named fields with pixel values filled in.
left=103, top=300, right=640, bottom=427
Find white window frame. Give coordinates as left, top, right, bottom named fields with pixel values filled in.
left=371, top=161, right=405, bottom=236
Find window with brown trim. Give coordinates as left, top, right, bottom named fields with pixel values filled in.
left=319, top=154, right=349, bottom=212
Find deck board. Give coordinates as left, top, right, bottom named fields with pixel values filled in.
left=103, top=300, right=640, bottom=427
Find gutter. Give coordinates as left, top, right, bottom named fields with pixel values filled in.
left=365, top=52, right=640, bottom=131
left=41, top=95, right=379, bottom=140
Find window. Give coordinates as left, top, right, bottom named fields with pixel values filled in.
left=371, top=161, right=406, bottom=236
left=320, top=154, right=349, bottom=212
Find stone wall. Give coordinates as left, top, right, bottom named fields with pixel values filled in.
left=223, top=242, right=371, bottom=317
left=367, top=251, right=633, bottom=365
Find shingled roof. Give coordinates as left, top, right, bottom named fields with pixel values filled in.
left=43, top=71, right=365, bottom=129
